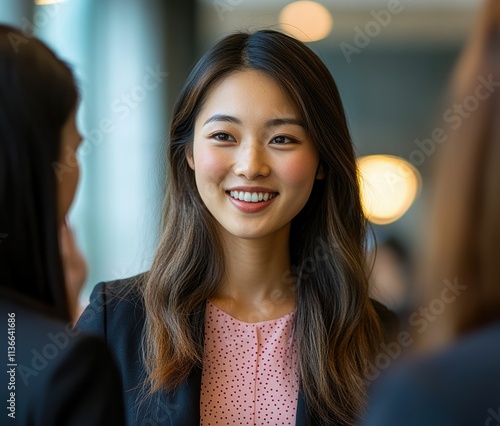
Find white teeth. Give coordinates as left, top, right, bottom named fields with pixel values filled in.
left=229, top=191, right=276, bottom=203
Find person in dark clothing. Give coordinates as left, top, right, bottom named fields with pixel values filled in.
left=0, top=24, right=125, bottom=426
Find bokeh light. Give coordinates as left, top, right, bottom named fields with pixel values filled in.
left=35, top=0, right=67, bottom=5
left=358, top=155, right=421, bottom=225
left=279, top=1, right=333, bottom=42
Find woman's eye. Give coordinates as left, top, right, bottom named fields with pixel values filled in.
left=212, top=132, right=235, bottom=142
left=271, top=135, right=296, bottom=144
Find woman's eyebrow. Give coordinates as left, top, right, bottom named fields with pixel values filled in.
left=203, top=114, right=242, bottom=126
left=265, top=117, right=304, bottom=128
left=203, top=114, right=304, bottom=128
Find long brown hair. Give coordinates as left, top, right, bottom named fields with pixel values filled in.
left=142, top=30, right=382, bottom=424
left=422, top=0, right=500, bottom=343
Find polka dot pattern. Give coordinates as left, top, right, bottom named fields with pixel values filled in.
left=200, top=300, right=299, bottom=425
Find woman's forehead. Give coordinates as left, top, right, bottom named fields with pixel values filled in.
left=195, top=70, right=304, bottom=125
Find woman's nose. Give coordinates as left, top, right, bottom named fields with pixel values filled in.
left=233, top=141, right=270, bottom=180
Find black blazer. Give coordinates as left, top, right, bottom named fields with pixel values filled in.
left=77, top=276, right=398, bottom=426
left=0, top=288, right=125, bottom=426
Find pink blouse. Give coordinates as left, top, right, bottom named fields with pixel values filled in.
left=200, top=300, right=299, bottom=425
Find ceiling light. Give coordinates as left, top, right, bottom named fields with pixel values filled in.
left=35, top=0, right=67, bottom=5
left=279, top=1, right=333, bottom=42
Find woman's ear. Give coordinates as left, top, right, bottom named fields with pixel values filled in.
left=316, top=163, right=325, bottom=180
left=185, top=144, right=195, bottom=170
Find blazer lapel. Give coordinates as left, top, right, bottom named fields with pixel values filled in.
left=295, top=391, right=310, bottom=425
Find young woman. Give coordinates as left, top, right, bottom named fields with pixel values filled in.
left=0, top=24, right=124, bottom=425
left=362, top=1, right=500, bottom=424
left=78, top=29, right=397, bottom=425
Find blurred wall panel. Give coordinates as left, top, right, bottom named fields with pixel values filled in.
left=0, top=0, right=34, bottom=27
left=76, top=0, right=196, bottom=302
left=73, top=0, right=169, bottom=300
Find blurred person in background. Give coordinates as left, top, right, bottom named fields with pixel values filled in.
left=368, top=236, right=414, bottom=321
left=361, top=0, right=500, bottom=424
left=0, top=25, right=124, bottom=425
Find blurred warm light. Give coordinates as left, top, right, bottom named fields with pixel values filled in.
left=358, top=155, right=421, bottom=225
left=35, top=0, right=67, bottom=5
left=279, top=1, right=333, bottom=42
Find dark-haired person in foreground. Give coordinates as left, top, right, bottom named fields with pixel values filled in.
left=78, top=29, right=398, bottom=425
left=0, top=25, right=124, bottom=425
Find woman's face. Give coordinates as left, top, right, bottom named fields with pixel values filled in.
left=56, top=109, right=87, bottom=321
left=56, top=109, right=82, bottom=223
left=188, top=70, right=323, bottom=241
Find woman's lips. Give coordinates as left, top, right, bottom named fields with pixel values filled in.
left=226, top=190, right=278, bottom=213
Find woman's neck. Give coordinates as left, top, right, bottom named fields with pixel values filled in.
left=211, top=225, right=296, bottom=322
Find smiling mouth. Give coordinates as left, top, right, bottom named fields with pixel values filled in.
left=228, top=191, right=278, bottom=203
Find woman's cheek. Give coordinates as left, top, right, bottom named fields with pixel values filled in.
left=195, top=148, right=229, bottom=179
left=278, top=153, right=319, bottom=188
left=193, top=149, right=230, bottom=202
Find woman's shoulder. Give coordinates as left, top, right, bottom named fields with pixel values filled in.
left=76, top=273, right=147, bottom=339
left=90, top=273, right=145, bottom=305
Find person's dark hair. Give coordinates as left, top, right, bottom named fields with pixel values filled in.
left=0, top=25, right=78, bottom=321
left=142, top=29, right=382, bottom=424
